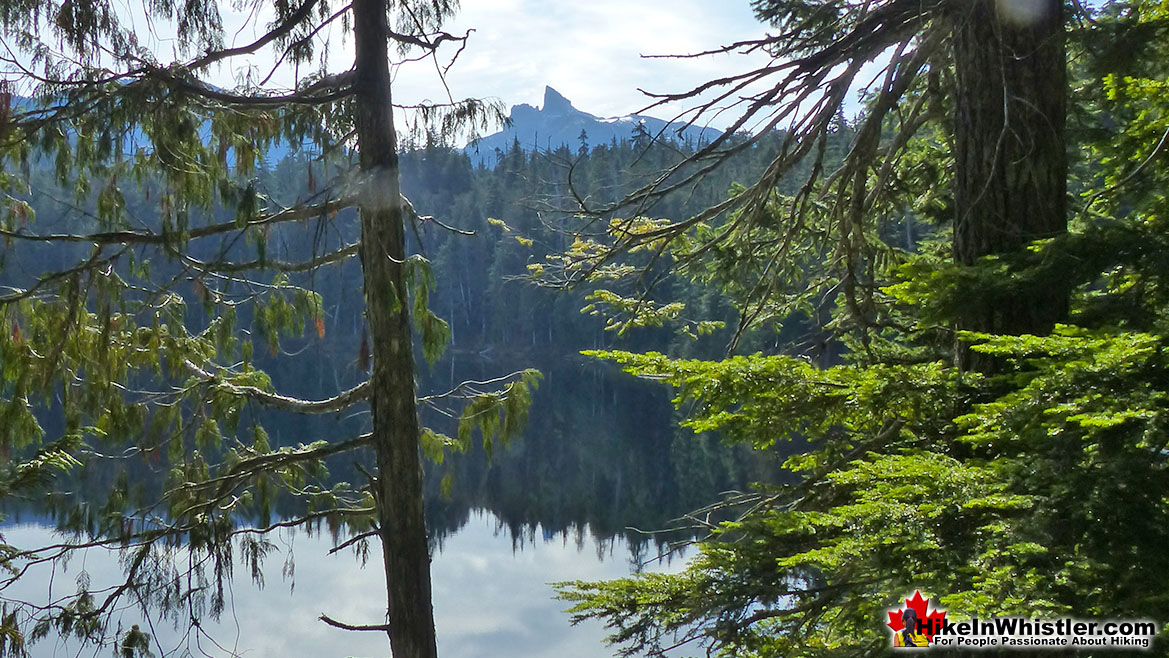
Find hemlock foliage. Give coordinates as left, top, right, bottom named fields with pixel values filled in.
left=0, top=2, right=537, bottom=657
left=555, top=1, right=1169, bottom=657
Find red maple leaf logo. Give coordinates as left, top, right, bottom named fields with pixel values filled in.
left=887, top=590, right=947, bottom=641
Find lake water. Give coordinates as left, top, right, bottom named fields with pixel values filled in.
left=2, top=514, right=685, bottom=658
left=0, top=354, right=771, bottom=658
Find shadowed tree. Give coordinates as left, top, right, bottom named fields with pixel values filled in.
left=545, top=0, right=1068, bottom=358
left=543, top=2, right=1169, bottom=657
left=0, top=2, right=536, bottom=657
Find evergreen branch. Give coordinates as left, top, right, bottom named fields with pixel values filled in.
left=183, top=242, right=360, bottom=274
left=1081, top=122, right=1169, bottom=215
left=143, top=63, right=354, bottom=106
left=186, top=0, right=324, bottom=71
left=168, top=434, right=373, bottom=501
left=0, top=245, right=127, bottom=304
left=228, top=507, right=376, bottom=537
left=261, top=4, right=355, bottom=87
left=184, top=360, right=370, bottom=413
left=0, top=197, right=351, bottom=246
left=640, top=36, right=779, bottom=60
left=416, top=370, right=535, bottom=403
left=387, top=27, right=467, bottom=52
left=560, top=0, right=943, bottom=260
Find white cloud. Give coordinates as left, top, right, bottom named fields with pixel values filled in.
left=5, top=514, right=687, bottom=658
left=391, top=0, right=774, bottom=128
left=5, top=0, right=773, bottom=129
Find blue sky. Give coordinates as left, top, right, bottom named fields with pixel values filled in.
left=210, top=0, right=775, bottom=130
left=3, top=1, right=773, bottom=132
left=408, top=0, right=774, bottom=123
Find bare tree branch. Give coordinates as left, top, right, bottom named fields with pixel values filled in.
left=319, top=614, right=391, bottom=632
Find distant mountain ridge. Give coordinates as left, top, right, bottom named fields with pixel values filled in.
left=10, top=87, right=718, bottom=170
left=463, top=86, right=720, bottom=168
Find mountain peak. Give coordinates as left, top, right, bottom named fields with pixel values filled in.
left=542, top=86, right=575, bottom=114
left=465, top=84, right=721, bottom=168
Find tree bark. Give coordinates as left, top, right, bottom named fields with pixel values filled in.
left=950, top=0, right=1067, bottom=366
left=351, top=1, right=439, bottom=657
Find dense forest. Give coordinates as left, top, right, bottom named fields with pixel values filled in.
left=2, top=128, right=794, bottom=544
left=3, top=0, right=1169, bottom=658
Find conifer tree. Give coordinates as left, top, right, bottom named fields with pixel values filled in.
left=551, top=1, right=1169, bottom=656
left=0, top=2, right=536, bottom=657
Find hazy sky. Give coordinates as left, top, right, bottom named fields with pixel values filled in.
left=402, top=0, right=773, bottom=122
left=4, top=1, right=773, bottom=131
left=209, top=0, right=775, bottom=129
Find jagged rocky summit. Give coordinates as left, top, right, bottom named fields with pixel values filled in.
left=463, top=86, right=720, bottom=168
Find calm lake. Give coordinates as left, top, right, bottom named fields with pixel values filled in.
left=1, top=354, right=773, bottom=658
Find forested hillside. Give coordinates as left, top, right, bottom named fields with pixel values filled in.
left=4, top=119, right=841, bottom=379
left=2, top=116, right=803, bottom=554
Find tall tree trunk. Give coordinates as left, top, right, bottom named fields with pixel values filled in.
left=950, top=0, right=1067, bottom=367
left=351, top=1, right=439, bottom=657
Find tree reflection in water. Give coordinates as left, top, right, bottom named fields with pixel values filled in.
left=2, top=352, right=783, bottom=658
